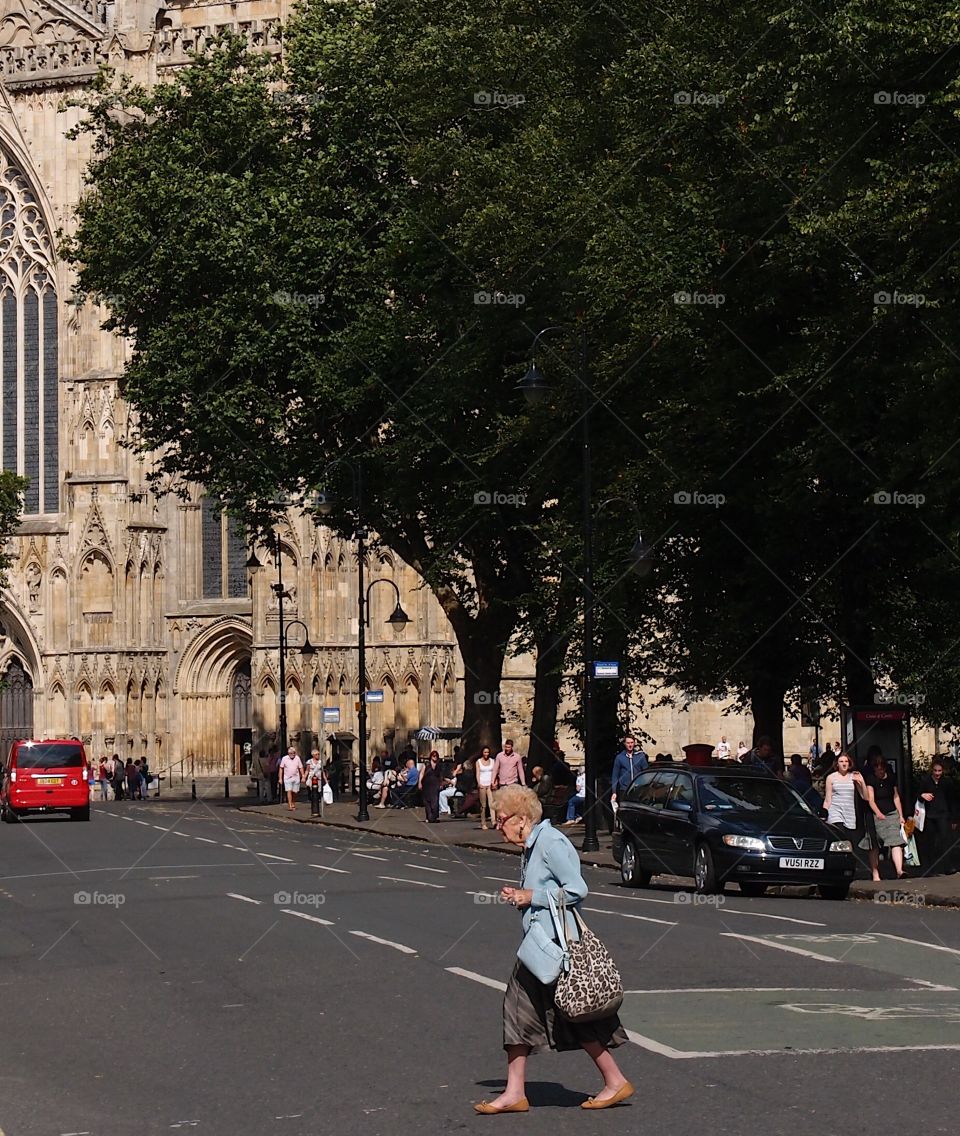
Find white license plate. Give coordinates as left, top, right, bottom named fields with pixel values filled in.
left=778, top=856, right=824, bottom=870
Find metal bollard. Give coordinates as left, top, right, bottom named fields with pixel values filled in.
left=191, top=779, right=197, bottom=800
left=224, top=777, right=230, bottom=800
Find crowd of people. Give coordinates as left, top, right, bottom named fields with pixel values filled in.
left=96, top=754, right=151, bottom=801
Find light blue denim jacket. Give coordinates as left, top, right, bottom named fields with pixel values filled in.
left=519, top=820, right=588, bottom=941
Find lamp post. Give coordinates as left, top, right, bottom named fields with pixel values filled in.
left=518, top=327, right=653, bottom=854
left=311, top=469, right=411, bottom=822
left=247, top=533, right=316, bottom=759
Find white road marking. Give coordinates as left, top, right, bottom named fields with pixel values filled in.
left=720, top=932, right=839, bottom=962
left=445, top=967, right=508, bottom=992
left=135, top=820, right=151, bottom=826
left=257, top=853, right=294, bottom=862
left=153, top=826, right=171, bottom=831
left=194, top=837, right=217, bottom=844
left=227, top=893, right=262, bottom=905
left=308, top=863, right=350, bottom=874
left=907, top=978, right=958, bottom=991
left=282, top=909, right=334, bottom=926
left=173, top=832, right=192, bottom=838
left=721, top=909, right=826, bottom=927
left=484, top=875, right=517, bottom=883
left=150, top=875, right=199, bottom=880
left=222, top=844, right=246, bottom=850
left=404, top=863, right=448, bottom=873
left=352, top=852, right=389, bottom=861
left=879, top=932, right=960, bottom=957
left=378, top=875, right=445, bottom=889
left=348, top=930, right=417, bottom=954
left=584, top=906, right=677, bottom=927
left=223, top=1003, right=244, bottom=1007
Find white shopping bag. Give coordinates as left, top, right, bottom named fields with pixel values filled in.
left=914, top=799, right=926, bottom=833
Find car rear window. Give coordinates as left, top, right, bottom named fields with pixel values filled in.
left=698, top=775, right=811, bottom=814
left=15, top=743, right=85, bottom=770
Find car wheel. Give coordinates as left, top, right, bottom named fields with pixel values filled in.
left=817, top=883, right=850, bottom=901
left=2, top=805, right=18, bottom=823
left=70, top=806, right=91, bottom=822
left=694, top=843, right=723, bottom=894
left=620, top=838, right=652, bottom=888
left=738, top=882, right=767, bottom=897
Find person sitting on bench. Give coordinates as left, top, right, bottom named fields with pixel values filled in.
left=390, top=758, right=420, bottom=808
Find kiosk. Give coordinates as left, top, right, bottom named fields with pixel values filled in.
left=843, top=705, right=913, bottom=805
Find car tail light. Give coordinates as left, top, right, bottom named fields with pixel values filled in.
left=9, top=769, right=16, bottom=783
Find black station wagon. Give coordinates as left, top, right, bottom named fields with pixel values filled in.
left=612, top=763, right=856, bottom=899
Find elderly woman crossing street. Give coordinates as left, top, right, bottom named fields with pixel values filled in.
left=473, top=785, right=633, bottom=1115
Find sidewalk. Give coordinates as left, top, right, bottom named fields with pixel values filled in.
left=232, top=796, right=960, bottom=908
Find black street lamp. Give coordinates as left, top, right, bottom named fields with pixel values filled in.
left=519, top=326, right=654, bottom=853
left=309, top=465, right=410, bottom=821
left=247, top=533, right=316, bottom=758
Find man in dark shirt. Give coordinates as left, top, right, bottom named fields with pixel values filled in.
left=917, top=760, right=958, bottom=875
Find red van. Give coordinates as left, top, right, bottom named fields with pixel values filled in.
left=1, top=739, right=90, bottom=822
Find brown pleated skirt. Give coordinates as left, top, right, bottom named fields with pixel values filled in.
left=502, top=960, right=628, bottom=1054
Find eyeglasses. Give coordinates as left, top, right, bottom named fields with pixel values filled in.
left=496, top=813, right=517, bottom=830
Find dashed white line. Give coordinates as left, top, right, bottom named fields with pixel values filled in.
left=445, top=966, right=507, bottom=991
left=720, top=909, right=826, bottom=927
left=153, top=825, right=171, bottom=831
left=404, top=863, right=448, bottom=874
left=256, top=853, right=294, bottom=862
left=484, top=876, right=517, bottom=883
left=348, top=930, right=417, bottom=954
left=308, top=864, right=350, bottom=874
left=281, top=909, right=334, bottom=926
left=720, top=932, right=839, bottom=962
left=150, top=875, right=199, bottom=880
left=583, top=906, right=677, bottom=927
left=221, top=844, right=246, bottom=851
left=378, top=875, right=445, bottom=889
left=193, top=837, right=217, bottom=844
left=227, top=893, right=262, bottom=905
left=352, top=852, right=389, bottom=861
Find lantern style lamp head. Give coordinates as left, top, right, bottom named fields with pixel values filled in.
left=629, top=533, right=654, bottom=578
left=387, top=602, right=411, bottom=629
left=517, top=361, right=550, bottom=406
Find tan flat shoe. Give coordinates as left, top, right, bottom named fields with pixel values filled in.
left=581, top=1081, right=635, bottom=1110
left=473, top=1099, right=529, bottom=1115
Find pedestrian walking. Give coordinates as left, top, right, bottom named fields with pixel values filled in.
left=419, top=750, right=444, bottom=822
left=562, top=767, right=587, bottom=826
left=304, top=749, right=327, bottom=816
left=279, top=746, right=304, bottom=811
left=493, top=740, right=526, bottom=788
left=111, top=753, right=125, bottom=801
left=98, top=757, right=110, bottom=801
left=916, top=758, right=958, bottom=876
left=610, top=736, right=647, bottom=807
left=863, top=750, right=906, bottom=880
left=473, top=785, right=633, bottom=1115
left=476, top=746, right=497, bottom=830
left=824, top=753, right=869, bottom=852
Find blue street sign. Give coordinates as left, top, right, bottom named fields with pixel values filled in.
left=364, top=690, right=385, bottom=704
left=322, top=707, right=341, bottom=723
left=594, top=661, right=619, bottom=679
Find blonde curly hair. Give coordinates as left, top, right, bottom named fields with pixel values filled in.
left=493, top=784, right=542, bottom=824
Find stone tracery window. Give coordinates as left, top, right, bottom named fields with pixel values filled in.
left=0, top=143, right=59, bottom=514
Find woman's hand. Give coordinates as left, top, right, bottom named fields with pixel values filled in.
left=500, top=887, right=532, bottom=909
left=921, top=792, right=934, bottom=801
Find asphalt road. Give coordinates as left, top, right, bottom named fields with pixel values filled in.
left=2, top=800, right=960, bottom=1136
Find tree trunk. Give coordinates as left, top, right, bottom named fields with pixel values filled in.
left=749, top=678, right=787, bottom=758
left=528, top=624, right=571, bottom=770
left=443, top=605, right=517, bottom=757
left=838, top=558, right=876, bottom=706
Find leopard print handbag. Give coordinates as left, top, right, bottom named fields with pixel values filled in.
left=552, top=899, right=624, bottom=1023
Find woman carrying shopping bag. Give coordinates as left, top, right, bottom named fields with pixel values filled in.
left=472, top=784, right=633, bottom=1115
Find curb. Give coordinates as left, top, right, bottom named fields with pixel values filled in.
left=849, top=882, right=960, bottom=909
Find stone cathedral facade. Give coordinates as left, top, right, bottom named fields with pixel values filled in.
left=1, top=1, right=910, bottom=770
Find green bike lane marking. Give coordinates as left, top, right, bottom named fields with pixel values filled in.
left=621, top=932, right=960, bottom=1057
left=620, top=987, right=960, bottom=1057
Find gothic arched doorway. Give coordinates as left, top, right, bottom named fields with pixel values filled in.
left=0, top=658, right=34, bottom=753
left=232, top=662, right=253, bottom=774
